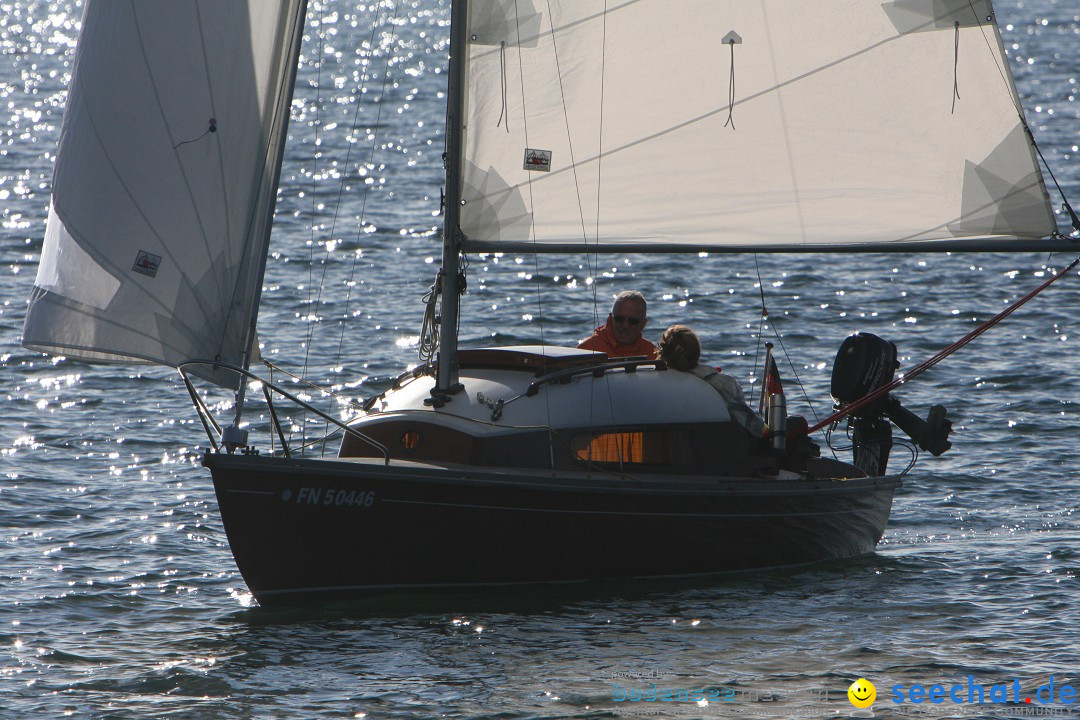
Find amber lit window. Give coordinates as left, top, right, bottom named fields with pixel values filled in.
left=571, top=430, right=693, bottom=466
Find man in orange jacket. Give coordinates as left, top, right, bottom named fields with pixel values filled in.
left=577, top=290, right=659, bottom=359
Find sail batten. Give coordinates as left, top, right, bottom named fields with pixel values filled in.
left=23, top=0, right=307, bottom=388
left=458, top=0, right=1057, bottom=250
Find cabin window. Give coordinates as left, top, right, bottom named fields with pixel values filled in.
left=570, top=429, right=694, bottom=466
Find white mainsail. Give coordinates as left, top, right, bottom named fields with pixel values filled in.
left=459, top=0, right=1057, bottom=251
left=23, top=1, right=307, bottom=388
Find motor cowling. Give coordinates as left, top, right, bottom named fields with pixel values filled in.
left=830, top=332, right=898, bottom=416
left=830, top=332, right=952, bottom=475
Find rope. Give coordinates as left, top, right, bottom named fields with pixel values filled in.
left=172, top=118, right=216, bottom=149
left=951, top=21, right=961, bottom=114
left=724, top=39, right=737, bottom=129
left=808, top=256, right=1080, bottom=434
left=418, top=275, right=440, bottom=364
left=496, top=41, right=510, bottom=132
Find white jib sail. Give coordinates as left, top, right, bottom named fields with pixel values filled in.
left=460, top=0, right=1057, bottom=251
left=23, top=0, right=306, bottom=388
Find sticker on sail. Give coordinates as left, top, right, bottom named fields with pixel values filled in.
left=132, top=250, right=162, bottom=278
left=524, top=148, right=552, bottom=172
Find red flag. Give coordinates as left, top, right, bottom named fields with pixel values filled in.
left=765, top=355, right=784, bottom=396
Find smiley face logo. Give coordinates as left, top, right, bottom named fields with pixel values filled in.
left=848, top=678, right=876, bottom=708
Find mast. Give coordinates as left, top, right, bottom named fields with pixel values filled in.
left=431, top=0, right=470, bottom=405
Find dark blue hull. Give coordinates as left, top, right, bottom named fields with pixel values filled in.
left=204, top=453, right=899, bottom=605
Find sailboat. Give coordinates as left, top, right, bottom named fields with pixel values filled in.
left=22, top=0, right=1076, bottom=605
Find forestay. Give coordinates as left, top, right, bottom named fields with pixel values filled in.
left=23, top=1, right=306, bottom=388
left=460, top=0, right=1057, bottom=251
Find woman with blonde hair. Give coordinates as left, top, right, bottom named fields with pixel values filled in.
left=658, top=324, right=766, bottom=437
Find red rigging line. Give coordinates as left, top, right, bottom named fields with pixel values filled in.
left=808, top=256, right=1080, bottom=435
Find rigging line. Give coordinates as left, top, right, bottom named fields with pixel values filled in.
left=317, top=1, right=399, bottom=445
left=808, top=255, right=1080, bottom=435
left=295, top=0, right=328, bottom=450
left=299, top=0, right=328, bottom=387
left=592, top=0, right=612, bottom=445
left=515, top=5, right=547, bottom=352
left=512, top=1, right=558, bottom=459
left=750, top=254, right=835, bottom=459
left=965, top=11, right=1080, bottom=236
left=1023, top=123, right=1080, bottom=234
left=323, top=2, right=400, bottom=373
left=750, top=254, right=769, bottom=409
left=765, top=314, right=833, bottom=458
left=964, top=0, right=1013, bottom=102
left=526, top=1, right=619, bottom=460
left=587, top=0, right=609, bottom=332
left=544, top=0, right=599, bottom=255
left=262, top=359, right=365, bottom=410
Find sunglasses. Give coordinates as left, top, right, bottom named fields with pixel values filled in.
left=612, top=315, right=643, bottom=325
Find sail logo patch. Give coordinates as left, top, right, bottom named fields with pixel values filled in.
left=523, top=148, right=552, bottom=172
left=132, top=250, right=162, bottom=278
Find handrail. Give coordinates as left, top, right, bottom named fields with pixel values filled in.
left=462, top=357, right=667, bottom=421
left=525, top=357, right=667, bottom=397
left=176, top=360, right=390, bottom=464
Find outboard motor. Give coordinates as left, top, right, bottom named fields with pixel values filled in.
left=831, top=333, right=952, bottom=475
